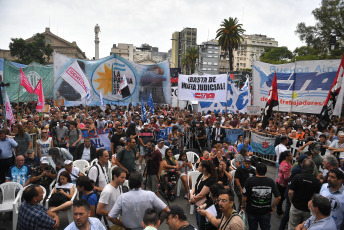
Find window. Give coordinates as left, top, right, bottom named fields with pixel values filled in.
left=208, top=68, right=212, bottom=70
left=203, top=67, right=207, bottom=70
left=208, top=55, right=212, bottom=58
left=214, top=62, right=218, bottom=65
left=209, top=51, right=213, bottom=53
left=214, top=51, right=218, bottom=54
left=215, top=47, right=219, bottom=50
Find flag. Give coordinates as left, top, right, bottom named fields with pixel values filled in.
left=33, top=79, right=44, bottom=112
left=318, top=55, right=344, bottom=132
left=100, top=92, right=105, bottom=111
left=60, top=61, right=91, bottom=99
left=262, top=72, right=278, bottom=129
left=141, top=97, right=147, bottom=122
left=147, top=91, right=154, bottom=114
left=4, top=92, right=14, bottom=125
left=20, top=68, right=34, bottom=93
left=118, top=75, right=131, bottom=98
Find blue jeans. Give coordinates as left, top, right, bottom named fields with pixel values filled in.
left=275, top=162, right=280, bottom=180
left=247, top=212, right=271, bottom=230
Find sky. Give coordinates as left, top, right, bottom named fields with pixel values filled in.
left=0, top=0, right=322, bottom=60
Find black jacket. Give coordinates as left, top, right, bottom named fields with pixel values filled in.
left=211, top=127, right=226, bottom=143
left=74, top=143, right=97, bottom=161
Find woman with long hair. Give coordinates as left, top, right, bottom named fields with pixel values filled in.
left=75, top=176, right=98, bottom=217
left=14, top=124, right=33, bottom=156
left=276, top=150, right=293, bottom=217
left=177, top=153, right=193, bottom=199
left=161, top=148, right=180, bottom=194
left=189, top=160, right=217, bottom=229
left=48, top=171, right=75, bottom=214
left=212, top=149, right=227, bottom=169
left=217, top=159, right=233, bottom=189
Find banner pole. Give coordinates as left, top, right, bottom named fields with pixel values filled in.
left=225, top=72, right=229, bottom=116
left=22, top=93, right=34, bottom=115
left=17, top=84, right=20, bottom=119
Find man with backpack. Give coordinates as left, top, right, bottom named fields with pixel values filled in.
left=115, top=137, right=140, bottom=177
left=88, top=149, right=110, bottom=192
left=96, top=167, right=127, bottom=229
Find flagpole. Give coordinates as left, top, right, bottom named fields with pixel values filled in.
left=225, top=72, right=229, bottom=115
left=17, top=84, right=20, bottom=119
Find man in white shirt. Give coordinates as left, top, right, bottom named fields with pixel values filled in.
left=96, top=167, right=127, bottom=227
left=156, top=139, right=168, bottom=157
left=88, top=149, right=110, bottom=192
left=275, top=135, right=288, bottom=178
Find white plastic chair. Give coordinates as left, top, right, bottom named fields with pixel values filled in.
left=73, top=159, right=90, bottom=174
left=231, top=158, right=237, bottom=170
left=108, top=165, right=118, bottom=181
left=0, top=182, right=23, bottom=230
left=46, top=184, right=78, bottom=223
left=230, top=170, right=236, bottom=191
left=187, top=171, right=201, bottom=214
left=123, top=180, right=129, bottom=188
left=174, top=154, right=180, bottom=161
left=186, top=151, right=199, bottom=164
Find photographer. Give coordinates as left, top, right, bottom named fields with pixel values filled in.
left=145, top=141, right=163, bottom=196
left=139, top=123, right=154, bottom=171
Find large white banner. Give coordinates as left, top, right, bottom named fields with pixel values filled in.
left=178, top=74, right=227, bottom=102
left=253, top=60, right=341, bottom=114
left=198, top=78, right=250, bottom=114
left=171, top=87, right=187, bottom=108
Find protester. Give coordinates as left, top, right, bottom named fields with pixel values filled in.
left=156, top=138, right=168, bottom=157
left=177, top=152, right=194, bottom=198
left=58, top=160, right=83, bottom=184
left=142, top=208, right=160, bottom=230
left=24, top=148, right=40, bottom=170
left=295, top=194, right=336, bottom=230
left=115, top=137, right=140, bottom=176
left=163, top=205, right=197, bottom=230
left=88, top=149, right=110, bottom=192
left=65, top=199, right=105, bottom=230
left=17, top=184, right=59, bottom=230
left=30, top=156, right=57, bottom=193
left=288, top=158, right=322, bottom=230
left=73, top=137, right=97, bottom=161
left=218, top=188, right=244, bottom=229
left=6, top=155, right=31, bottom=186
left=145, top=141, right=163, bottom=196
left=36, top=128, right=53, bottom=157
left=75, top=176, right=98, bottom=217
left=139, top=123, right=154, bottom=170
left=242, top=163, right=281, bottom=230
left=319, top=168, right=344, bottom=229
left=0, top=129, right=18, bottom=183
left=14, top=123, right=32, bottom=156
left=108, top=172, right=168, bottom=230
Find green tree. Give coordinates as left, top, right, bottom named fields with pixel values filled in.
left=216, top=17, right=245, bottom=71
left=181, top=46, right=198, bottom=74
left=9, top=33, right=53, bottom=64
left=260, top=46, right=293, bottom=64
left=291, top=46, right=321, bottom=61
left=295, top=0, right=344, bottom=57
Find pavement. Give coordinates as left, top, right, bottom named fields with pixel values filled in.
left=0, top=161, right=285, bottom=230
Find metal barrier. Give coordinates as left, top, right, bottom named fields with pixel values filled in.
left=29, top=133, right=39, bottom=156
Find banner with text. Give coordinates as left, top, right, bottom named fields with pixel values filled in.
left=54, top=52, right=171, bottom=106
left=198, top=77, right=250, bottom=114
left=224, top=129, right=244, bottom=144
left=252, top=60, right=341, bottom=114
left=178, top=74, right=227, bottom=102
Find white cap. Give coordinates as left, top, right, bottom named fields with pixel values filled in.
left=64, top=160, right=73, bottom=165
left=40, top=157, right=49, bottom=164
left=144, top=123, right=149, bottom=126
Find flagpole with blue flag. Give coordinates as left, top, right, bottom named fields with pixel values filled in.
left=141, top=97, right=147, bottom=122
left=147, top=91, right=154, bottom=115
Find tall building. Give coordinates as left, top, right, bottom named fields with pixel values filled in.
left=198, top=39, right=220, bottom=75
left=110, top=43, right=134, bottom=61
left=0, top=27, right=87, bottom=64
left=171, top=28, right=197, bottom=73
left=219, top=34, right=278, bottom=72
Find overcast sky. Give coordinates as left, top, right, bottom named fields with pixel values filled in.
left=0, top=0, right=321, bottom=60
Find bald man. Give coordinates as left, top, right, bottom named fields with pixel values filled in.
left=6, top=155, right=32, bottom=187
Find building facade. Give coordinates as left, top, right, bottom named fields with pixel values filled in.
left=219, top=34, right=278, bottom=73
left=198, top=39, right=220, bottom=75
left=171, top=28, right=197, bottom=73
left=0, top=27, right=87, bottom=64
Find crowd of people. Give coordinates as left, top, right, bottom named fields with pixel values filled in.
left=1, top=102, right=344, bottom=230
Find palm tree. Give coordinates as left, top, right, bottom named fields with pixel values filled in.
left=216, top=17, right=245, bottom=71
left=181, top=46, right=198, bottom=74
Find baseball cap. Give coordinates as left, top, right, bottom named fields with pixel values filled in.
left=161, top=205, right=187, bottom=220
left=40, top=157, right=49, bottom=164
left=158, top=138, right=164, bottom=143
left=144, top=123, right=149, bottom=126
left=159, top=115, right=164, bottom=119
left=244, top=157, right=251, bottom=162
left=64, top=160, right=73, bottom=165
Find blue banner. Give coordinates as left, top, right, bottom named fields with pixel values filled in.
left=224, top=129, right=244, bottom=144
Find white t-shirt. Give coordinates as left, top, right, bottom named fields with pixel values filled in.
left=156, top=145, right=168, bottom=157
left=275, top=144, right=288, bottom=163
left=99, top=184, right=122, bottom=211
left=88, top=163, right=109, bottom=189
left=82, top=147, right=91, bottom=161
left=36, top=137, right=52, bottom=157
